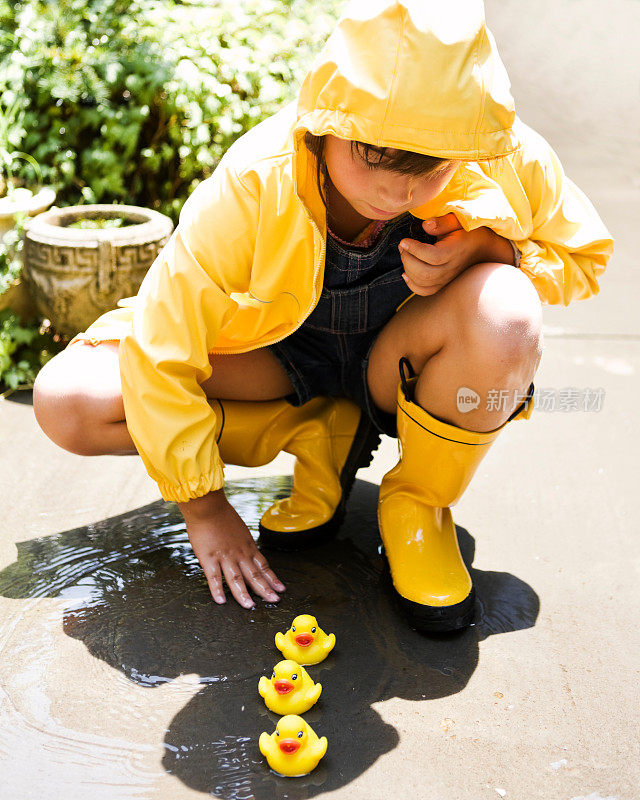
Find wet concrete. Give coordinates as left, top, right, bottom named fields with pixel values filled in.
left=0, top=480, right=539, bottom=799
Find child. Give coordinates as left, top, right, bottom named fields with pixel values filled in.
left=33, top=0, right=613, bottom=632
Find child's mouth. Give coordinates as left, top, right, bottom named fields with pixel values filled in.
left=368, top=203, right=401, bottom=217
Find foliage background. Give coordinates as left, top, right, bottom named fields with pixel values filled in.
left=1, top=0, right=343, bottom=224
left=0, top=0, right=343, bottom=387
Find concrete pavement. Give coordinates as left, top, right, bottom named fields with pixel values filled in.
left=1, top=2, right=638, bottom=798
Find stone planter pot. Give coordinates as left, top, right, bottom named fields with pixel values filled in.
left=23, top=204, right=173, bottom=338
left=0, top=186, right=57, bottom=320
left=0, top=186, right=56, bottom=237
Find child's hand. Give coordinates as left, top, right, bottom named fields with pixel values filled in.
left=398, top=213, right=513, bottom=296
left=178, top=489, right=286, bottom=609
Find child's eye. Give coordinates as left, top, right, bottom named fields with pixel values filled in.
left=355, top=142, right=387, bottom=168
left=359, top=151, right=380, bottom=169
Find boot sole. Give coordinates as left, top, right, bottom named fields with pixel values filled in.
left=258, top=412, right=381, bottom=551
left=379, top=549, right=475, bottom=632
left=397, top=587, right=476, bottom=634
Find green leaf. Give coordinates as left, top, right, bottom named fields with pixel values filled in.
left=1, top=0, right=345, bottom=222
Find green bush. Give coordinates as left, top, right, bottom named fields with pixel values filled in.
left=0, top=216, right=25, bottom=296
left=0, top=310, right=63, bottom=392
left=1, top=0, right=343, bottom=222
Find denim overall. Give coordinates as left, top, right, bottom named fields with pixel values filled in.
left=269, top=213, right=422, bottom=437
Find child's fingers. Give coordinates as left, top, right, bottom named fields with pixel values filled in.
left=203, top=559, right=227, bottom=605
left=220, top=558, right=255, bottom=609
left=252, top=553, right=286, bottom=593
left=403, top=273, right=448, bottom=297
left=400, top=249, right=445, bottom=295
left=239, top=559, right=281, bottom=603
left=403, top=273, right=440, bottom=297
left=425, top=212, right=464, bottom=237
left=398, top=238, right=445, bottom=266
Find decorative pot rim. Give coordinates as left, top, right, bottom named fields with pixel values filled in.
left=24, top=203, right=173, bottom=244
left=0, top=186, right=57, bottom=220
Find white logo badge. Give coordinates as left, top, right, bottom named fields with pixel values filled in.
left=456, top=387, right=480, bottom=412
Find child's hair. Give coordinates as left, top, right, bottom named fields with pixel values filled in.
left=304, top=131, right=452, bottom=207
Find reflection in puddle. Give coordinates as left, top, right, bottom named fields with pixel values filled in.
left=0, top=478, right=539, bottom=799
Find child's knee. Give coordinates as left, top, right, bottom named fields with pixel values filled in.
left=454, top=264, right=543, bottom=371
left=33, top=346, right=108, bottom=455
left=34, top=357, right=80, bottom=453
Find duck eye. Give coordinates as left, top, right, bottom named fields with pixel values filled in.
left=275, top=730, right=279, bottom=737
left=297, top=731, right=303, bottom=738
left=311, top=627, right=316, bottom=633
left=271, top=672, right=275, bottom=679
left=291, top=626, right=296, bottom=632
left=292, top=674, right=297, bottom=680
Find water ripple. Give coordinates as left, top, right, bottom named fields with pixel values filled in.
left=0, top=478, right=539, bottom=798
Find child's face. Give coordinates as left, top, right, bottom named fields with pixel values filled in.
left=324, top=135, right=458, bottom=220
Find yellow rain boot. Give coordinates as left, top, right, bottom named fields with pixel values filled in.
left=213, top=396, right=381, bottom=550
left=378, top=359, right=534, bottom=633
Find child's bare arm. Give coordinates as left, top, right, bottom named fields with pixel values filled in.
left=178, top=490, right=286, bottom=609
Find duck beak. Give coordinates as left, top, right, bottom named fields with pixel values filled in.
left=295, top=633, right=314, bottom=646
left=274, top=679, right=294, bottom=695
left=279, top=739, right=301, bottom=754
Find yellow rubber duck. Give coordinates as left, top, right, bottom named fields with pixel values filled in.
left=258, top=659, right=322, bottom=715
left=259, top=714, right=327, bottom=777
left=275, top=614, right=336, bottom=665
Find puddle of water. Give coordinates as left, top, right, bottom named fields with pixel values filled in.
left=0, top=477, right=539, bottom=799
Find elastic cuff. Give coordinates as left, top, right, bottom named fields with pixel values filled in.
left=157, top=467, right=225, bottom=503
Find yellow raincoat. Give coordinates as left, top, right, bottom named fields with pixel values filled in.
left=71, top=0, right=613, bottom=503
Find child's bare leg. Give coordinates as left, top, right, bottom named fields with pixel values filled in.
left=34, top=342, right=137, bottom=456
left=33, top=342, right=293, bottom=455
left=367, top=262, right=543, bottom=428
left=33, top=341, right=292, bottom=608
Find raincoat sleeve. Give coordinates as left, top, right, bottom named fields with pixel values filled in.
left=118, top=157, right=256, bottom=502
left=510, top=136, right=613, bottom=306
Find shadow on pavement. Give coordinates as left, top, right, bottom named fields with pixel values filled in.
left=1, top=388, right=34, bottom=405
left=0, top=477, right=539, bottom=799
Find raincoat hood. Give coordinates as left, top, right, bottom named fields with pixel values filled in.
left=294, top=0, right=520, bottom=218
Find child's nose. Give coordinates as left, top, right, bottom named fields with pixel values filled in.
left=379, top=179, right=413, bottom=208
